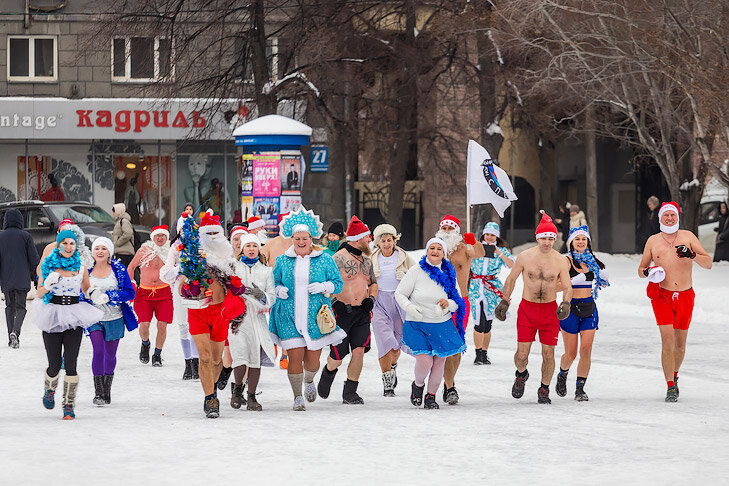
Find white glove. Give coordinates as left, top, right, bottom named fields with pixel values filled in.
left=406, top=304, right=423, bottom=320
left=179, top=297, right=210, bottom=310
left=88, top=288, right=110, bottom=305
left=647, top=266, right=666, bottom=283
left=43, top=272, right=61, bottom=291
left=307, top=282, right=326, bottom=294
left=275, top=286, right=289, bottom=299
left=598, top=269, right=609, bottom=284
left=434, top=303, right=449, bottom=316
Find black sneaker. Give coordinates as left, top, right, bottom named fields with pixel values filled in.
left=575, top=388, right=589, bottom=401
left=674, top=376, right=680, bottom=397
left=424, top=393, right=440, bottom=409
left=410, top=381, right=424, bottom=406
left=139, top=342, right=150, bottom=364
left=665, top=386, right=679, bottom=403
left=342, top=379, right=364, bottom=405
left=443, top=384, right=459, bottom=405
left=556, top=371, right=568, bottom=397
left=216, top=366, right=233, bottom=390
left=151, top=353, right=163, bottom=367
left=538, top=386, right=551, bottom=404
left=204, top=396, right=220, bottom=418
left=474, top=349, right=484, bottom=365
left=9, top=332, right=19, bottom=349
left=482, top=350, right=491, bottom=365
left=512, top=370, right=529, bottom=399
left=182, top=359, right=193, bottom=380
left=317, top=366, right=338, bottom=399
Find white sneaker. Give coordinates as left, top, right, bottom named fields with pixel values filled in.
left=304, top=381, right=317, bottom=402
left=293, top=395, right=306, bottom=411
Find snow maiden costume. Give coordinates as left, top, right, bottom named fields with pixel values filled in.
left=86, top=237, right=138, bottom=406
left=395, top=238, right=467, bottom=409
left=34, top=230, right=104, bottom=420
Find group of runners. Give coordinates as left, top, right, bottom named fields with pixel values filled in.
left=33, top=200, right=710, bottom=419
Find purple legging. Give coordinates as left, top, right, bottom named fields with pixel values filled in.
left=414, top=354, right=447, bottom=394
left=90, top=330, right=120, bottom=376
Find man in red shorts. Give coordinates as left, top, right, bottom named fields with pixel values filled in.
left=495, top=211, right=572, bottom=404
left=638, top=201, right=712, bottom=402
left=128, top=225, right=173, bottom=366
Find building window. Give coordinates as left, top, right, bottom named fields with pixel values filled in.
left=111, top=37, right=173, bottom=82
left=233, top=37, right=278, bottom=83
left=7, top=35, right=57, bottom=82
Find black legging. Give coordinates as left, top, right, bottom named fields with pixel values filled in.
left=43, top=327, right=83, bottom=376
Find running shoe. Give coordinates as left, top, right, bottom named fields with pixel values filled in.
left=443, top=384, right=459, bottom=405
left=151, top=353, right=163, bottom=367
left=304, top=381, right=317, bottom=403
left=43, top=389, right=56, bottom=410
left=293, top=395, right=306, bottom=411
left=424, top=393, right=440, bottom=409
left=204, top=396, right=220, bottom=418
left=139, top=342, right=150, bottom=364
left=512, top=370, right=529, bottom=399
left=556, top=370, right=568, bottom=397
left=665, top=386, right=679, bottom=403
left=575, top=389, right=589, bottom=402
left=62, top=404, right=75, bottom=420
left=537, top=386, right=551, bottom=404
left=410, top=381, right=424, bottom=407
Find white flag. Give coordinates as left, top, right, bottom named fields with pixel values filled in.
left=466, top=140, right=518, bottom=217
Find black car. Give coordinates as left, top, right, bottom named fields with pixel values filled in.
left=0, top=201, right=150, bottom=257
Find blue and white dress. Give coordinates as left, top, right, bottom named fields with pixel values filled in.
left=468, top=246, right=513, bottom=321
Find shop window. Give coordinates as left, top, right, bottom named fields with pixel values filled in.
left=114, top=155, right=172, bottom=228
left=232, top=37, right=278, bottom=82
left=7, top=35, right=57, bottom=82
left=111, top=37, right=173, bottom=82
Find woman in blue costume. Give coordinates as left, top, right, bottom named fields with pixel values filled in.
left=468, top=222, right=515, bottom=365
left=34, top=230, right=104, bottom=420
left=556, top=225, right=610, bottom=401
left=86, top=237, right=138, bottom=406
left=269, top=207, right=345, bottom=411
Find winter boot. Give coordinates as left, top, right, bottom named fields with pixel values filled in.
left=151, top=351, right=163, bottom=367
left=103, top=374, right=114, bottom=404
left=382, top=369, right=396, bottom=397
left=410, top=381, right=424, bottom=407
left=246, top=392, right=263, bottom=411
left=538, top=385, right=552, bottom=404
left=556, top=369, right=568, bottom=397
left=230, top=383, right=245, bottom=409
left=317, top=366, right=338, bottom=399
left=575, top=377, right=589, bottom=402
left=139, top=342, right=150, bottom=364
left=43, top=372, right=59, bottom=410
left=216, top=366, right=233, bottom=390
left=9, top=331, right=19, bottom=349
left=93, top=375, right=105, bottom=406
left=342, top=379, right=364, bottom=405
left=665, top=385, right=679, bottom=403
left=482, top=350, right=491, bottom=365
left=62, top=375, right=79, bottom=420
left=182, top=359, right=193, bottom=380
left=204, top=394, right=220, bottom=418
left=512, top=370, right=529, bottom=399
left=391, top=362, right=398, bottom=388
left=474, top=349, right=484, bottom=365
left=443, top=384, right=459, bottom=405
left=191, top=358, right=200, bottom=379
left=424, top=393, right=440, bottom=409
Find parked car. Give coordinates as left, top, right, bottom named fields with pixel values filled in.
left=0, top=200, right=150, bottom=258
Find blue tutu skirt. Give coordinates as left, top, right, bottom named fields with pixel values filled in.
left=88, top=317, right=126, bottom=342
left=401, top=319, right=466, bottom=358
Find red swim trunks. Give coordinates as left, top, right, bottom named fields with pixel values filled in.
left=650, top=287, right=695, bottom=330
left=188, top=302, right=229, bottom=342
left=517, top=299, right=559, bottom=346
left=134, top=285, right=174, bottom=323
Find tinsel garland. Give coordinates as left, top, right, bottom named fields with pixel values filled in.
left=419, top=255, right=467, bottom=340
left=176, top=213, right=209, bottom=297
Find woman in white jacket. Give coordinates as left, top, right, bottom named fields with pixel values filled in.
left=228, top=233, right=276, bottom=411
left=395, top=238, right=467, bottom=410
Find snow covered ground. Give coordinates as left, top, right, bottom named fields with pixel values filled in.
left=1, top=253, right=728, bottom=485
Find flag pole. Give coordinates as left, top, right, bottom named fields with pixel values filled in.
left=467, top=204, right=471, bottom=234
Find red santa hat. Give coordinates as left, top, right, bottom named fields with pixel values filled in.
left=346, top=216, right=371, bottom=242
left=535, top=210, right=558, bottom=240
left=277, top=212, right=290, bottom=224
left=150, top=225, right=169, bottom=238
left=58, top=218, right=74, bottom=232
left=247, top=216, right=265, bottom=231
left=439, top=215, right=461, bottom=233
left=199, top=209, right=223, bottom=235
left=229, top=225, right=248, bottom=243
left=658, top=201, right=680, bottom=220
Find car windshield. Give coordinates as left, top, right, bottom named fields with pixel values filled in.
left=46, top=205, right=115, bottom=224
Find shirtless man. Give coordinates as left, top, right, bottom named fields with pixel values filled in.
left=496, top=211, right=572, bottom=404
left=128, top=225, right=173, bottom=366
left=247, top=216, right=268, bottom=244
left=638, top=201, right=711, bottom=402
left=435, top=214, right=484, bottom=404
left=318, top=216, right=378, bottom=405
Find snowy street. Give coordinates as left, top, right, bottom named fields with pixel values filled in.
left=1, top=253, right=728, bottom=485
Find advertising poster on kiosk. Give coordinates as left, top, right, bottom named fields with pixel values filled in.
left=253, top=196, right=280, bottom=232
left=252, top=153, right=281, bottom=197
left=281, top=151, right=301, bottom=194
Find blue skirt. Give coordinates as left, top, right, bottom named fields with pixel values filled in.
left=401, top=319, right=466, bottom=358
left=88, top=317, right=125, bottom=342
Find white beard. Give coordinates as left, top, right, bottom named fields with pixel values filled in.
left=139, top=240, right=171, bottom=267
left=435, top=229, right=463, bottom=256
left=660, top=222, right=679, bottom=234
left=200, top=231, right=241, bottom=276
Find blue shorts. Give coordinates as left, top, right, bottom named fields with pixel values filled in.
left=559, top=297, right=598, bottom=334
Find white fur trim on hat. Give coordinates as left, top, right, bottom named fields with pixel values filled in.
left=248, top=218, right=265, bottom=230
left=230, top=227, right=249, bottom=243
left=151, top=227, right=169, bottom=238
left=199, top=224, right=223, bottom=235
left=347, top=230, right=371, bottom=242
left=292, top=223, right=312, bottom=235
left=658, top=202, right=679, bottom=220
left=439, top=218, right=460, bottom=233
left=239, top=233, right=261, bottom=248
left=535, top=231, right=557, bottom=239
left=92, top=236, right=114, bottom=256
left=426, top=237, right=448, bottom=255
left=567, top=227, right=591, bottom=246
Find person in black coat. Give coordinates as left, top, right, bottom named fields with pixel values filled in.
left=0, top=208, right=40, bottom=348
left=714, top=201, right=729, bottom=262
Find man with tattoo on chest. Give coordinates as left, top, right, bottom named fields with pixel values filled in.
left=435, top=215, right=484, bottom=404
left=318, top=216, right=379, bottom=404
left=495, top=211, right=573, bottom=404
left=638, top=202, right=711, bottom=402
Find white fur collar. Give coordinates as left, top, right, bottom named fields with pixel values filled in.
left=285, top=246, right=323, bottom=258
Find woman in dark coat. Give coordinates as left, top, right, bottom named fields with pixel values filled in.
left=713, top=201, right=729, bottom=262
